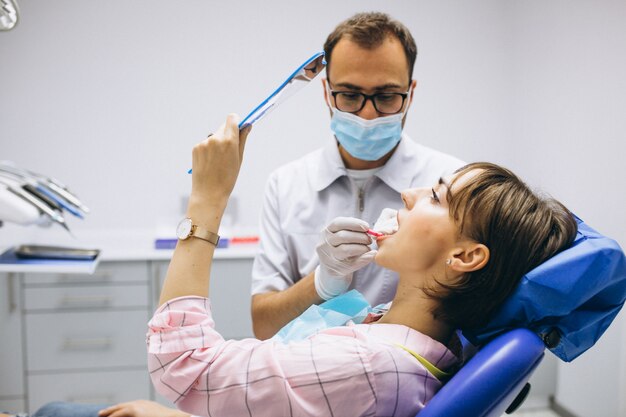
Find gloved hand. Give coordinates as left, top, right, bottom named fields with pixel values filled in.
left=314, top=217, right=377, bottom=300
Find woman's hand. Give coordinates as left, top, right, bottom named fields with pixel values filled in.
left=189, top=113, right=252, bottom=211
left=158, top=113, right=252, bottom=306
left=98, top=400, right=190, bottom=417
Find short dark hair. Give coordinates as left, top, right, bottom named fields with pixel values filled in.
left=323, top=12, right=417, bottom=82
left=426, top=162, right=578, bottom=330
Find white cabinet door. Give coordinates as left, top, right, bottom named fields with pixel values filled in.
left=28, top=369, right=151, bottom=412
left=0, top=273, right=24, bottom=408
left=25, top=309, right=149, bottom=372
left=151, top=258, right=255, bottom=339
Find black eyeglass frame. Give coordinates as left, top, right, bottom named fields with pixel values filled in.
left=328, top=88, right=410, bottom=115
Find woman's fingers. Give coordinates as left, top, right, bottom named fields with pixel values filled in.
left=98, top=404, right=120, bottom=416
left=224, top=113, right=240, bottom=139
left=239, top=124, right=252, bottom=159
left=189, top=113, right=251, bottom=205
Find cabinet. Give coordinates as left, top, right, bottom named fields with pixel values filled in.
left=152, top=258, right=255, bottom=339
left=21, top=262, right=152, bottom=412
left=0, top=255, right=255, bottom=414
left=0, top=273, right=25, bottom=412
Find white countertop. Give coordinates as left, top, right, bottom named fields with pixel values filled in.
left=0, top=226, right=258, bottom=274
left=98, top=243, right=258, bottom=261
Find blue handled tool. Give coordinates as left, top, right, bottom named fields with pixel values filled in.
left=188, top=52, right=326, bottom=174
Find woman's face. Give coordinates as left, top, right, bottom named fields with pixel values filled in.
left=375, top=170, right=474, bottom=275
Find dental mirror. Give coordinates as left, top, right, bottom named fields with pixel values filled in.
left=0, top=0, right=19, bottom=31
left=188, top=52, right=326, bottom=173
left=239, top=51, right=326, bottom=129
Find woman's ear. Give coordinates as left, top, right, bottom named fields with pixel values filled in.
left=448, top=242, right=490, bottom=272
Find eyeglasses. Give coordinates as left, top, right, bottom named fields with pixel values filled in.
left=328, top=89, right=409, bottom=114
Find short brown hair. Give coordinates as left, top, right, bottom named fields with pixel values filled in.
left=323, top=12, right=417, bottom=82
left=426, top=162, right=578, bottom=330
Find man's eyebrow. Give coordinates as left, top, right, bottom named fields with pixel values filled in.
left=332, top=82, right=407, bottom=91
left=373, top=83, right=406, bottom=91
left=333, top=82, right=364, bottom=91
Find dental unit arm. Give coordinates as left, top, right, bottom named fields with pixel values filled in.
left=0, top=0, right=19, bottom=31
left=0, top=161, right=89, bottom=233
left=0, top=184, right=43, bottom=226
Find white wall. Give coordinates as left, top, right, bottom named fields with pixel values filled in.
left=0, top=0, right=512, bottom=241
left=507, top=2, right=626, bottom=416
left=1, top=1, right=626, bottom=415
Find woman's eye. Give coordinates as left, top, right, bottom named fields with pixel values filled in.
left=431, top=188, right=440, bottom=203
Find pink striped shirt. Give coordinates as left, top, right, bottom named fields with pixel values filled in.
left=147, top=296, right=460, bottom=417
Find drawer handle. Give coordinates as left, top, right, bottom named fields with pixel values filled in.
left=63, top=337, right=113, bottom=351
left=7, top=272, right=17, bottom=313
left=66, top=395, right=115, bottom=404
left=58, top=272, right=112, bottom=283
left=59, top=295, right=113, bottom=308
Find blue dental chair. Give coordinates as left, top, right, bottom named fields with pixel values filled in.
left=420, top=216, right=626, bottom=417
left=419, top=328, right=544, bottom=417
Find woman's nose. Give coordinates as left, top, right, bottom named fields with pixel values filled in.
left=401, top=188, right=421, bottom=209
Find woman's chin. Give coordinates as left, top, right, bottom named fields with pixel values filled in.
left=373, top=248, right=388, bottom=267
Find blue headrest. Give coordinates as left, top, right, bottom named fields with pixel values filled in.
left=463, top=216, right=626, bottom=362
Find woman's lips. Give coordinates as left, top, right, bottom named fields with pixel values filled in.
left=376, top=234, right=391, bottom=243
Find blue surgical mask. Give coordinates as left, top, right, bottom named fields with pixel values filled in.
left=330, top=109, right=404, bottom=161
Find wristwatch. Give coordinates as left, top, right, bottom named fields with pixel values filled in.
left=176, top=218, right=220, bottom=246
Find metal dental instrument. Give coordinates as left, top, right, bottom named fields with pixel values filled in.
left=35, top=185, right=84, bottom=218
left=44, top=180, right=90, bottom=214
left=0, top=184, right=40, bottom=225
left=0, top=171, right=55, bottom=212
left=188, top=52, right=326, bottom=173
left=22, top=183, right=63, bottom=212
left=0, top=177, right=71, bottom=233
left=0, top=163, right=89, bottom=214
left=0, top=169, right=83, bottom=219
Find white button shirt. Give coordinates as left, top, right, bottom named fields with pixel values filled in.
left=251, top=134, right=465, bottom=307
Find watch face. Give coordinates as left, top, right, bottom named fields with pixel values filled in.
left=176, top=218, right=193, bottom=239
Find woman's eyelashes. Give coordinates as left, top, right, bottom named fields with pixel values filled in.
left=431, top=188, right=440, bottom=204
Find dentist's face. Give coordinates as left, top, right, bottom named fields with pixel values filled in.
left=375, top=171, right=475, bottom=276
left=323, top=36, right=415, bottom=121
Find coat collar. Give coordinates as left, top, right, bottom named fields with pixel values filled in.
left=312, top=134, right=420, bottom=193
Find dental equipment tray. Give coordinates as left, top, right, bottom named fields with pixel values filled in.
left=15, top=244, right=100, bottom=260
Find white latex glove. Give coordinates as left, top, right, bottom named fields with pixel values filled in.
left=314, top=217, right=377, bottom=300
left=372, top=208, right=399, bottom=235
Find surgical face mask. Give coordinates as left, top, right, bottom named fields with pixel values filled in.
left=330, top=109, right=404, bottom=161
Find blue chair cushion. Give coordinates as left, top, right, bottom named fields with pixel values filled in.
left=463, top=216, right=626, bottom=362
left=419, top=328, right=545, bottom=417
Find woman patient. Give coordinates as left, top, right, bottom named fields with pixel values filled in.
left=148, top=114, right=577, bottom=417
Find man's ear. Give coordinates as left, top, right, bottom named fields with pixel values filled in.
left=449, top=242, right=490, bottom=272
left=321, top=78, right=331, bottom=108
left=408, top=79, right=417, bottom=106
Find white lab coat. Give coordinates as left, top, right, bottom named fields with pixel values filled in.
left=251, top=134, right=465, bottom=307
